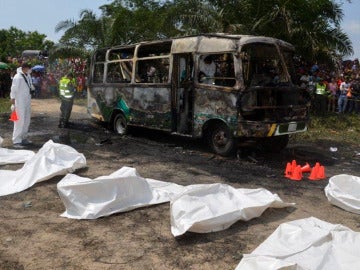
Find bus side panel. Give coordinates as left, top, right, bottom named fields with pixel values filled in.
left=130, top=86, right=172, bottom=130
left=87, top=86, right=104, bottom=121
left=192, top=87, right=238, bottom=137
left=88, top=85, right=118, bottom=122
left=87, top=85, right=131, bottom=122
left=88, top=84, right=173, bottom=131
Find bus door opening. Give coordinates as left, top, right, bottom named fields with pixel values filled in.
left=172, top=54, right=193, bottom=134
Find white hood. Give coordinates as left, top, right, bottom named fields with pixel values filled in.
left=16, top=66, right=24, bottom=74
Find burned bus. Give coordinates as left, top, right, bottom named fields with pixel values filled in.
left=87, top=34, right=310, bottom=156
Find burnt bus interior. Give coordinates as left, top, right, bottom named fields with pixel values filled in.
left=239, top=43, right=310, bottom=122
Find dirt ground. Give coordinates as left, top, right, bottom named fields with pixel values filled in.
left=1, top=98, right=360, bottom=270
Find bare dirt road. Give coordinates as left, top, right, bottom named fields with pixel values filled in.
left=0, top=98, right=359, bottom=269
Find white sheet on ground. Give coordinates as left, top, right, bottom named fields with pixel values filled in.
left=0, top=140, right=86, bottom=196
left=58, top=171, right=293, bottom=235
left=170, top=184, right=294, bottom=236
left=57, top=166, right=185, bottom=219
left=0, top=147, right=35, bottom=165
left=325, top=174, right=360, bottom=214
left=235, top=217, right=360, bottom=270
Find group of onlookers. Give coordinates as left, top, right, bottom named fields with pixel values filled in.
left=0, top=57, right=88, bottom=99
left=297, top=58, right=360, bottom=115
left=28, top=72, right=87, bottom=99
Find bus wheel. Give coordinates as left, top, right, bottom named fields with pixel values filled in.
left=208, top=123, right=235, bottom=156
left=113, top=113, right=127, bottom=135
left=259, top=135, right=289, bottom=152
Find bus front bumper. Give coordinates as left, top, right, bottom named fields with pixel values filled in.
left=237, top=121, right=307, bottom=137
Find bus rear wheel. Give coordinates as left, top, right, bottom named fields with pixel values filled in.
left=113, top=113, right=127, bottom=135
left=207, top=123, right=235, bottom=156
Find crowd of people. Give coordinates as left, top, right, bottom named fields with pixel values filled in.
left=0, top=57, right=88, bottom=99
left=296, top=58, right=360, bottom=115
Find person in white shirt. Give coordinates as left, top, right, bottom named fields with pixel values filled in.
left=338, top=78, right=350, bottom=113
left=199, top=55, right=216, bottom=84
left=10, top=62, right=34, bottom=148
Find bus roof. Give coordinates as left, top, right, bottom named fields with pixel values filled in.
left=171, top=33, right=295, bottom=54
left=97, top=33, right=295, bottom=54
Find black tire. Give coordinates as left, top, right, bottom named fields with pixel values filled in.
left=207, top=123, right=236, bottom=156
left=113, top=113, right=127, bottom=135
left=259, top=135, right=289, bottom=152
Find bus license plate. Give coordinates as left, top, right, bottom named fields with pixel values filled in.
left=288, top=123, right=297, bottom=132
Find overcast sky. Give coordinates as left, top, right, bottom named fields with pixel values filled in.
left=0, top=0, right=359, bottom=59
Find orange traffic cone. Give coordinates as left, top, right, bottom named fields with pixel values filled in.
left=308, top=162, right=320, bottom=181
left=317, top=165, right=326, bottom=179
left=284, top=162, right=292, bottom=178
left=9, top=111, right=19, bottom=122
left=290, top=165, right=302, bottom=181
left=301, top=162, right=311, bottom=173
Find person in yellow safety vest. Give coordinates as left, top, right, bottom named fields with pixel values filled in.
left=58, top=73, right=75, bottom=128
left=314, top=78, right=329, bottom=115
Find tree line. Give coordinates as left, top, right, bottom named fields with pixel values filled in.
left=0, top=0, right=355, bottom=66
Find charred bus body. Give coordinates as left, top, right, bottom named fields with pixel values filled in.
left=88, top=34, right=310, bottom=156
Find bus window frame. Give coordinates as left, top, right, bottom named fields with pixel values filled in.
left=135, top=56, right=171, bottom=84
left=197, top=52, right=236, bottom=88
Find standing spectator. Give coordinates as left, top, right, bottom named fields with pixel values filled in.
left=346, top=76, right=356, bottom=113
left=41, top=75, right=48, bottom=97
left=327, top=77, right=338, bottom=112
left=10, top=62, right=34, bottom=148
left=314, top=78, right=328, bottom=115
left=350, top=78, right=360, bottom=113
left=338, top=77, right=350, bottom=113
left=76, top=74, right=86, bottom=97
left=58, top=73, right=75, bottom=128
left=31, top=72, right=41, bottom=98
left=47, top=73, right=58, bottom=97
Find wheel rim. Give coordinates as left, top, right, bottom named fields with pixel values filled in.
left=115, top=116, right=126, bottom=134
left=213, top=130, right=229, bottom=149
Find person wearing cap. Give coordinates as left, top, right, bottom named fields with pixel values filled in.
left=58, top=72, right=76, bottom=128
left=10, top=62, right=35, bottom=148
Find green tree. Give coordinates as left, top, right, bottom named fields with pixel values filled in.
left=55, top=9, right=111, bottom=49
left=0, top=27, right=54, bottom=61
left=55, top=0, right=180, bottom=48
left=171, top=0, right=251, bottom=34
left=172, top=0, right=353, bottom=65
left=102, top=0, right=180, bottom=44
left=54, top=0, right=353, bottom=66
left=246, top=0, right=353, bottom=64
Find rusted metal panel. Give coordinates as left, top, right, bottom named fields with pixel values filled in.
left=171, top=37, right=199, bottom=53
left=171, top=34, right=294, bottom=55
left=192, top=87, right=238, bottom=137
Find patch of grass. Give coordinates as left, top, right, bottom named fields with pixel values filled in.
left=295, top=112, right=360, bottom=145
left=0, top=98, right=11, bottom=114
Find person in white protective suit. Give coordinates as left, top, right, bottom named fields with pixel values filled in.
left=10, top=62, right=34, bottom=148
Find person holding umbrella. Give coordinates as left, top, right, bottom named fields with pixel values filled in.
left=10, top=62, right=35, bottom=148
